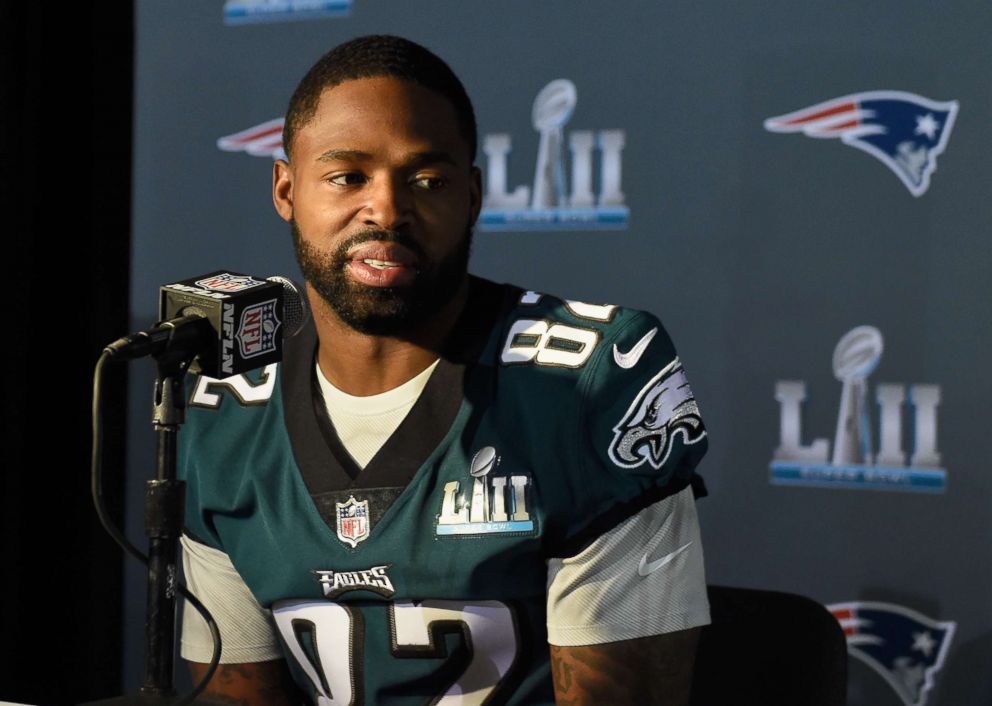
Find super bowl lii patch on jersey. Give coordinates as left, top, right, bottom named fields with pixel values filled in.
left=435, top=446, right=535, bottom=537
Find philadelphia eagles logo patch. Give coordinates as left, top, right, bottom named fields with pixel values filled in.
left=608, top=357, right=705, bottom=470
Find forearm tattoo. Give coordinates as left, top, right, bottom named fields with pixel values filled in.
left=549, top=630, right=699, bottom=706
left=190, top=661, right=301, bottom=706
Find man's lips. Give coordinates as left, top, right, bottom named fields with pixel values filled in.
left=345, top=241, right=419, bottom=287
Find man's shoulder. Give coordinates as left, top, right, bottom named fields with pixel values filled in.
left=483, top=276, right=656, bottom=321
left=472, top=277, right=694, bottom=454
left=477, top=280, right=707, bottom=548
left=475, top=276, right=669, bottom=372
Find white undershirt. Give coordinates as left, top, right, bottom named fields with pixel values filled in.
left=315, top=359, right=440, bottom=468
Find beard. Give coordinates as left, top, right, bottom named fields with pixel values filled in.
left=292, top=220, right=473, bottom=336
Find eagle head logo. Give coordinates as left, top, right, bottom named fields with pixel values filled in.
left=608, top=358, right=705, bottom=470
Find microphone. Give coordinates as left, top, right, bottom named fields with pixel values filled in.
left=105, top=271, right=309, bottom=377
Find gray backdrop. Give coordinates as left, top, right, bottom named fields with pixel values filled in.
left=127, top=1, right=992, bottom=703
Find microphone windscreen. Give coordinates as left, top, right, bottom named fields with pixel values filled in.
left=266, top=275, right=310, bottom=337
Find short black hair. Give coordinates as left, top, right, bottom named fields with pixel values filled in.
left=283, top=34, right=477, bottom=163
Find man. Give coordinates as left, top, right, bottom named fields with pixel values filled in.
left=179, top=34, right=710, bottom=705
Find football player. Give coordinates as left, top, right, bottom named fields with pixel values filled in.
left=179, top=34, right=710, bottom=705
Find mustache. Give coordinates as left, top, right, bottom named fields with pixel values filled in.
left=335, top=228, right=427, bottom=261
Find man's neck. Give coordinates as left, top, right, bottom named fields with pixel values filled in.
left=310, top=279, right=468, bottom=396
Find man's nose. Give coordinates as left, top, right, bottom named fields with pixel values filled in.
left=362, top=174, right=413, bottom=230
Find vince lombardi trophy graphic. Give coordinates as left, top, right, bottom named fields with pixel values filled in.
left=469, top=446, right=497, bottom=523
left=831, top=326, right=884, bottom=465
left=530, top=79, right=577, bottom=209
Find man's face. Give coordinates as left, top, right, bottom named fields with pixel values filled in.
left=272, top=76, right=481, bottom=336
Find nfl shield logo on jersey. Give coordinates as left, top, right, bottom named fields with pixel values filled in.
left=336, top=496, right=370, bottom=548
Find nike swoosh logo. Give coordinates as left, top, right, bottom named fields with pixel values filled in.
left=613, top=327, right=658, bottom=368
left=637, top=541, right=693, bottom=577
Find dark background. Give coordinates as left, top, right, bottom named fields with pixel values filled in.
left=1, top=3, right=131, bottom=703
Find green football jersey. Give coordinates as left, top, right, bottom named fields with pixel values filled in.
left=179, top=276, right=707, bottom=705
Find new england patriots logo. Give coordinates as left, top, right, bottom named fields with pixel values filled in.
left=608, top=358, right=705, bottom=470
left=217, top=118, right=286, bottom=160
left=764, top=91, right=958, bottom=197
left=829, top=601, right=955, bottom=706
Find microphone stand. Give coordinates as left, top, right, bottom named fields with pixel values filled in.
left=85, top=332, right=211, bottom=706
left=85, top=274, right=303, bottom=705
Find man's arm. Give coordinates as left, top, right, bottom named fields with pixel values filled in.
left=188, top=659, right=301, bottom=706
left=550, top=628, right=701, bottom=706
left=180, top=536, right=295, bottom=703
left=546, top=489, right=709, bottom=704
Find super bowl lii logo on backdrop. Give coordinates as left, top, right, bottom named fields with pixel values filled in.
left=223, top=0, right=352, bottom=25
left=770, top=326, right=946, bottom=492
left=479, top=79, right=628, bottom=231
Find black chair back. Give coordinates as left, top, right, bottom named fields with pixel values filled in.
left=690, top=585, right=848, bottom=706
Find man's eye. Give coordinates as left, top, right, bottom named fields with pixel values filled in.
left=412, top=175, right=447, bottom=191
left=327, top=173, right=365, bottom=186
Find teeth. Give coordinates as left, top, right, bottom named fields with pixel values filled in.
left=363, top=258, right=400, bottom=269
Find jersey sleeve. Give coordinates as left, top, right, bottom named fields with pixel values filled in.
left=180, top=535, right=283, bottom=663
left=554, top=309, right=708, bottom=553
left=545, top=486, right=710, bottom=645
left=542, top=311, right=710, bottom=645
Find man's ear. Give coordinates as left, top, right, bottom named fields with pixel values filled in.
left=468, top=165, right=483, bottom=226
left=272, top=159, right=294, bottom=222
